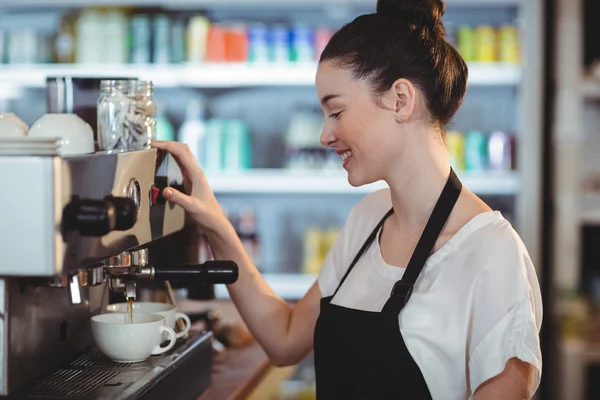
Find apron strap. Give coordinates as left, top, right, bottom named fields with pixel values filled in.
left=331, top=208, right=395, bottom=300
left=382, top=169, right=462, bottom=316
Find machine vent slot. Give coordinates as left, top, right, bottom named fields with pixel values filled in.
left=70, top=348, right=132, bottom=369
left=20, top=369, right=118, bottom=398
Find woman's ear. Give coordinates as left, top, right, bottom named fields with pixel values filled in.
left=385, top=78, right=416, bottom=123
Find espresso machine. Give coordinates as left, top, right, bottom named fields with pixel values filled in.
left=0, top=146, right=238, bottom=399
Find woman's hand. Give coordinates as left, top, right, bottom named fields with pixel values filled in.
left=152, top=141, right=320, bottom=367
left=151, top=140, right=225, bottom=232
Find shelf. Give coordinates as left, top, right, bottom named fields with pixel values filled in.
left=214, top=273, right=316, bottom=301
left=466, top=63, right=522, bottom=86
left=0, top=62, right=521, bottom=91
left=206, top=169, right=520, bottom=195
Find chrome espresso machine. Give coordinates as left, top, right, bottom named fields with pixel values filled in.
left=0, top=146, right=238, bottom=399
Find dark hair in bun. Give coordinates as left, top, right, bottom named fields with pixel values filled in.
left=377, top=0, right=446, bottom=38
left=320, top=0, right=467, bottom=128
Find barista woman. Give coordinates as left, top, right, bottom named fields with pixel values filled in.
left=153, top=0, right=543, bottom=398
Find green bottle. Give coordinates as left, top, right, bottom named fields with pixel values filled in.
left=155, top=102, right=175, bottom=141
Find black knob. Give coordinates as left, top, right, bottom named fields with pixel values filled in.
left=105, top=196, right=138, bottom=231
left=62, top=198, right=116, bottom=236
left=153, top=261, right=239, bottom=284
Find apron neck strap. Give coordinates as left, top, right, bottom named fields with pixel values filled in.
left=388, top=168, right=462, bottom=306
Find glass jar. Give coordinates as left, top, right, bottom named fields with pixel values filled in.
left=97, top=79, right=155, bottom=153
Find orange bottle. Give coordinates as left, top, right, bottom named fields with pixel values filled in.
left=205, top=24, right=227, bottom=62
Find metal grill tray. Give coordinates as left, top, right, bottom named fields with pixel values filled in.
left=9, top=331, right=213, bottom=400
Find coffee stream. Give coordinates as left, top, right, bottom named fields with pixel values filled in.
left=127, top=299, right=133, bottom=324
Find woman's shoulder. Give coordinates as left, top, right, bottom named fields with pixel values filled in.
left=449, top=212, right=540, bottom=303
left=458, top=212, right=531, bottom=267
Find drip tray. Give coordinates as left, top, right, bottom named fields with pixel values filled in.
left=9, top=331, right=213, bottom=400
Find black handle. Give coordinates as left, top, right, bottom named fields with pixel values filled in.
left=153, top=261, right=239, bottom=284
left=105, top=196, right=138, bottom=231
left=63, top=198, right=116, bottom=236
left=63, top=196, right=138, bottom=236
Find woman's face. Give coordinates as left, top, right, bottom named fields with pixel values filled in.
left=315, top=61, right=402, bottom=187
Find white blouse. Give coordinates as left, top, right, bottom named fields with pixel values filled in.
left=317, top=189, right=543, bottom=399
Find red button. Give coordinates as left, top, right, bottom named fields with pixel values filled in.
left=150, top=186, right=160, bottom=205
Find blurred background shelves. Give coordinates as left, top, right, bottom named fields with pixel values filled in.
left=0, top=0, right=539, bottom=300
left=0, top=62, right=521, bottom=91
left=213, top=273, right=316, bottom=300
left=205, top=169, right=521, bottom=195
left=0, top=0, right=524, bottom=9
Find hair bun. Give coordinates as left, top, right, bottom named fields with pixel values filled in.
left=376, top=0, right=446, bottom=35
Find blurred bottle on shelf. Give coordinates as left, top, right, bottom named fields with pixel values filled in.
left=152, top=14, right=172, bottom=64
left=155, top=101, right=175, bottom=141
left=54, top=20, right=75, bottom=64
left=464, top=131, right=488, bottom=171
left=488, top=131, right=513, bottom=172
left=178, top=98, right=207, bottom=167
left=498, top=25, right=520, bottom=64
left=104, top=9, right=128, bottom=64
left=188, top=16, right=210, bottom=63
left=302, top=225, right=339, bottom=275
left=223, top=119, right=252, bottom=171
left=248, top=23, right=269, bottom=63
left=225, top=23, right=249, bottom=62
left=39, top=11, right=341, bottom=66
left=171, top=16, right=187, bottom=63
left=290, top=24, right=314, bottom=63
left=269, top=24, right=290, bottom=64
left=75, top=9, right=104, bottom=64
left=198, top=118, right=253, bottom=173
left=444, top=129, right=515, bottom=173
left=206, top=23, right=227, bottom=62
left=204, top=119, right=225, bottom=171
left=130, top=14, right=151, bottom=64
left=455, top=24, right=520, bottom=64
left=8, top=29, right=40, bottom=64
left=457, top=25, right=476, bottom=62
left=475, top=25, right=496, bottom=63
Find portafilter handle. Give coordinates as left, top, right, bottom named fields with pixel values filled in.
left=151, top=261, right=239, bottom=284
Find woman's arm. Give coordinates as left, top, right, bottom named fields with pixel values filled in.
left=152, top=140, right=321, bottom=367
left=473, top=358, right=533, bottom=400
left=207, top=219, right=322, bottom=366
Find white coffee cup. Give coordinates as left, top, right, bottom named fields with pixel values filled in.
left=91, top=312, right=177, bottom=363
left=28, top=113, right=94, bottom=155
left=0, top=113, right=29, bottom=137
left=106, top=302, right=191, bottom=339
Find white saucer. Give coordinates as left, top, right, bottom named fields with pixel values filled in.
left=0, top=137, right=60, bottom=144
left=0, top=137, right=60, bottom=155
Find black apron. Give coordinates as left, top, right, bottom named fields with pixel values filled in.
left=313, top=169, right=462, bottom=399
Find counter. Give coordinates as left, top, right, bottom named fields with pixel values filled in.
left=176, top=299, right=297, bottom=400
left=197, top=340, right=272, bottom=400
